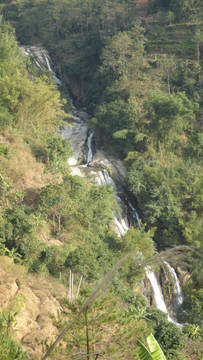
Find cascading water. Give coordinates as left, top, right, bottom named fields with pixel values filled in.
left=80, top=130, right=95, bottom=167
left=43, top=52, right=64, bottom=86
left=127, top=200, right=175, bottom=321
left=62, top=76, right=183, bottom=323
left=91, top=169, right=129, bottom=237
left=94, top=170, right=113, bottom=186
left=163, top=260, right=184, bottom=307
left=35, top=60, right=42, bottom=68
left=86, top=131, right=94, bottom=164
left=21, top=47, right=62, bottom=86
left=44, top=53, right=53, bottom=72
left=131, top=205, right=183, bottom=325
left=126, top=198, right=142, bottom=230
left=146, top=271, right=168, bottom=313
left=26, top=47, right=184, bottom=326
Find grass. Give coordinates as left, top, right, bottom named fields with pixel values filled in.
left=0, top=133, right=48, bottom=191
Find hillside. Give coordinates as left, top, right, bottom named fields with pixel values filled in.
left=0, top=1, right=202, bottom=359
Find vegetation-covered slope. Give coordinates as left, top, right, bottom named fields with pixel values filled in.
left=0, top=1, right=203, bottom=359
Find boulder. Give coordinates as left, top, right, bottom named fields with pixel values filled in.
left=89, top=150, right=126, bottom=182
left=59, top=121, right=88, bottom=166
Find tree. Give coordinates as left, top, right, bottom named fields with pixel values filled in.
left=65, top=236, right=115, bottom=281
left=46, top=133, right=72, bottom=172
left=100, top=21, right=146, bottom=93
left=145, top=310, right=186, bottom=359
left=181, top=289, right=203, bottom=329
left=159, top=55, right=176, bottom=95
left=127, top=151, right=203, bottom=246
left=152, top=0, right=200, bottom=21
left=38, top=183, right=74, bottom=232
left=145, top=91, right=196, bottom=143
left=101, top=31, right=135, bottom=84
left=1, top=205, right=33, bottom=248
left=170, top=0, right=200, bottom=21
left=166, top=11, right=175, bottom=25
left=95, top=97, right=137, bottom=156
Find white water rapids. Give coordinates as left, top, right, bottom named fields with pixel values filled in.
left=146, top=271, right=171, bottom=315
left=163, top=260, right=184, bottom=306
left=23, top=46, right=184, bottom=326
left=44, top=53, right=53, bottom=72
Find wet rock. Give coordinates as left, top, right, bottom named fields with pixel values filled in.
left=74, top=110, right=90, bottom=121
left=67, top=76, right=85, bottom=104
left=89, top=150, right=126, bottom=182
left=70, top=166, right=84, bottom=177
left=59, top=121, right=88, bottom=166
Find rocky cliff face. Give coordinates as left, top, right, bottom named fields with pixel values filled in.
left=0, top=256, right=67, bottom=359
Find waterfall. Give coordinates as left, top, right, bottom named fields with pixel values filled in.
left=127, top=198, right=142, bottom=229
left=44, top=53, right=62, bottom=86
left=146, top=270, right=175, bottom=323
left=147, top=270, right=172, bottom=320
left=146, top=270, right=168, bottom=314
left=35, top=60, right=42, bottom=68
left=92, top=169, right=129, bottom=237
left=53, top=75, right=62, bottom=86
left=102, top=169, right=114, bottom=186
left=92, top=169, right=114, bottom=187
left=86, top=131, right=94, bottom=164
left=80, top=130, right=94, bottom=167
left=44, top=53, right=53, bottom=72
left=163, top=260, right=184, bottom=306
left=128, top=200, right=175, bottom=321
left=22, top=48, right=62, bottom=85
left=113, top=215, right=128, bottom=237
left=27, top=47, right=184, bottom=325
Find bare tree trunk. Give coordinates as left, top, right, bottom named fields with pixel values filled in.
left=69, top=270, right=72, bottom=301
left=72, top=272, right=74, bottom=301
left=56, top=18, right=60, bottom=41
left=197, top=43, right=200, bottom=82
left=58, top=215, right=61, bottom=232
left=91, top=308, right=95, bottom=356
left=76, top=275, right=83, bottom=300
left=167, top=72, right=171, bottom=95
left=85, top=310, right=90, bottom=360
left=53, top=213, right=56, bottom=231
left=197, top=43, right=200, bottom=65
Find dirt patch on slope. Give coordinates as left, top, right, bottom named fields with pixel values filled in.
left=0, top=134, right=49, bottom=191
left=0, top=257, right=67, bottom=359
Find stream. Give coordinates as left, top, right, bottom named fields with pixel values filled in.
left=22, top=46, right=184, bottom=326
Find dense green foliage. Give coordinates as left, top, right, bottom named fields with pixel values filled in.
left=146, top=310, right=186, bottom=359
left=0, top=0, right=202, bottom=359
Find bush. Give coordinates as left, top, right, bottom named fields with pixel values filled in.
left=146, top=309, right=186, bottom=356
